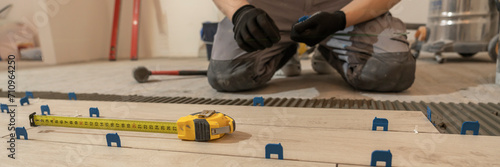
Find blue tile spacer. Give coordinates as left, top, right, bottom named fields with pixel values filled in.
left=41, top=105, right=50, bottom=115
left=25, top=91, right=34, bottom=98
left=426, top=106, right=432, bottom=122
left=265, top=143, right=283, bottom=160
left=371, top=150, right=392, bottom=167
left=372, top=117, right=388, bottom=131
left=1, top=104, right=8, bottom=113
left=298, top=15, right=310, bottom=23
left=460, top=121, right=480, bottom=135
left=20, top=96, right=30, bottom=106
left=253, top=97, right=264, bottom=106
left=106, top=133, right=121, bottom=147
left=68, top=92, right=77, bottom=100
left=89, top=107, right=100, bottom=117
left=15, top=127, right=28, bottom=140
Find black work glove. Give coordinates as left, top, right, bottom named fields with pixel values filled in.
left=232, top=5, right=281, bottom=52
left=291, top=11, right=346, bottom=46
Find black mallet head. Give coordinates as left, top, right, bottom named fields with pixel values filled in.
left=133, top=66, right=151, bottom=83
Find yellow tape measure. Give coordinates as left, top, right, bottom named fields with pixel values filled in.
left=29, top=110, right=235, bottom=141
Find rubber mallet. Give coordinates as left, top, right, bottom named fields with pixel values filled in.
left=133, top=66, right=207, bottom=83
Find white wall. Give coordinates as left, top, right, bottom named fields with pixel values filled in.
left=391, top=0, right=430, bottom=24
left=49, top=0, right=221, bottom=61
left=1, top=0, right=222, bottom=63
left=156, top=1, right=221, bottom=58
left=47, top=0, right=159, bottom=63
left=0, top=0, right=113, bottom=64
left=46, top=0, right=112, bottom=64
left=0, top=0, right=38, bottom=20
left=0, top=0, right=57, bottom=64
left=1, top=0, right=431, bottom=64
left=108, top=0, right=221, bottom=59
left=390, top=0, right=430, bottom=41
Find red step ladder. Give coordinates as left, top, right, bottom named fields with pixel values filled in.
left=109, top=0, right=141, bottom=61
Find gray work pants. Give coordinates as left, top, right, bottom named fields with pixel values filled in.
left=208, top=0, right=416, bottom=92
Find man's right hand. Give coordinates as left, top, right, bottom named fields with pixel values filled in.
left=232, top=5, right=280, bottom=52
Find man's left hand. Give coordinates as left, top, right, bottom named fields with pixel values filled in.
left=291, top=11, right=346, bottom=46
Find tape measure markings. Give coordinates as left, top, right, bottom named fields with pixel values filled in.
left=30, top=113, right=177, bottom=134
left=29, top=110, right=235, bottom=141
left=34, top=113, right=178, bottom=123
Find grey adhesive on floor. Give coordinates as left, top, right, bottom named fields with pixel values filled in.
left=1, top=54, right=499, bottom=102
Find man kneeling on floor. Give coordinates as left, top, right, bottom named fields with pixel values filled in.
left=208, top=0, right=415, bottom=92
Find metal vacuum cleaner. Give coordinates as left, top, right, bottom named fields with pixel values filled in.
left=412, top=0, right=499, bottom=63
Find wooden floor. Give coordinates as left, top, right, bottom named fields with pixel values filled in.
left=1, top=98, right=498, bottom=166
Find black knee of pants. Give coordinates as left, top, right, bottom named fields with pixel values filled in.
left=317, top=45, right=416, bottom=92
left=207, top=59, right=260, bottom=92
left=207, top=44, right=298, bottom=92
left=347, top=52, right=416, bottom=92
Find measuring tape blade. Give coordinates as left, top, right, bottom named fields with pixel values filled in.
left=29, top=112, right=178, bottom=134
left=29, top=110, right=236, bottom=142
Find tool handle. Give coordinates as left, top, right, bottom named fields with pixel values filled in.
left=179, top=70, right=207, bottom=75
left=151, top=70, right=207, bottom=76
